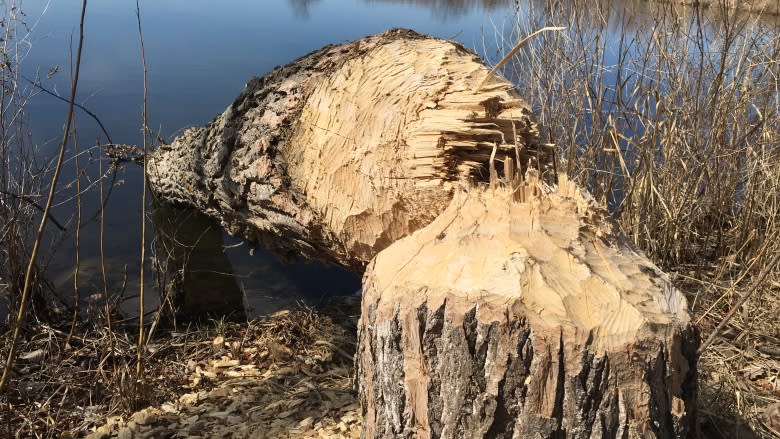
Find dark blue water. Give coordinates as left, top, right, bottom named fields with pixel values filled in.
left=11, top=0, right=514, bottom=319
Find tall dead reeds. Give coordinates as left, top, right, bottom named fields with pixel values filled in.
left=0, top=1, right=51, bottom=330
left=502, top=0, right=780, bottom=435
left=507, top=0, right=779, bottom=268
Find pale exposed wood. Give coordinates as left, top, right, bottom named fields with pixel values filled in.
left=357, top=174, right=698, bottom=438
left=147, top=29, right=547, bottom=270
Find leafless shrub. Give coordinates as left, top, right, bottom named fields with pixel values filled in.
left=0, top=1, right=53, bottom=328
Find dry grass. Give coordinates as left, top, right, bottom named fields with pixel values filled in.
left=497, top=0, right=780, bottom=436
left=0, top=0, right=63, bottom=329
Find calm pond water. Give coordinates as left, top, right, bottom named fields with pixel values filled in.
left=11, top=0, right=517, bottom=321
left=6, top=0, right=775, bottom=322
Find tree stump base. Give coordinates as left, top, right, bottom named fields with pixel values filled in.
left=357, top=176, right=698, bottom=438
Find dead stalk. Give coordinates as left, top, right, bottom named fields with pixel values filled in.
left=475, top=26, right=565, bottom=93
left=134, top=0, right=149, bottom=394
left=98, top=141, right=116, bottom=382
left=65, top=124, right=82, bottom=348
left=698, top=251, right=780, bottom=355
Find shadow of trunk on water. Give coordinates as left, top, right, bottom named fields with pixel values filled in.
left=151, top=201, right=246, bottom=323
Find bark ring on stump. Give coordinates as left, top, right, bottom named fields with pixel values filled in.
left=147, top=29, right=698, bottom=438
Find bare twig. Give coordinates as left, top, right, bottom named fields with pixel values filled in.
left=474, top=26, right=565, bottom=93
left=0, top=189, right=67, bottom=231
left=98, top=138, right=115, bottom=362
left=65, top=123, right=83, bottom=348
left=0, top=0, right=88, bottom=393
left=21, top=74, right=113, bottom=145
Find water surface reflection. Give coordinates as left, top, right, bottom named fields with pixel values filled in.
left=364, top=0, right=511, bottom=18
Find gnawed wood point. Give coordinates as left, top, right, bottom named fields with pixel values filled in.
left=147, top=29, right=547, bottom=271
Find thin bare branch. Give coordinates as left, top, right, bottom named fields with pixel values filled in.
left=474, top=26, right=565, bottom=92
left=134, top=0, right=150, bottom=395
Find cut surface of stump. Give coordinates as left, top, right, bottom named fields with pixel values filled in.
left=357, top=175, right=698, bottom=438
left=147, top=29, right=547, bottom=271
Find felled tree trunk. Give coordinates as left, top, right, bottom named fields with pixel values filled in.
left=357, top=175, right=698, bottom=438
left=147, top=29, right=548, bottom=272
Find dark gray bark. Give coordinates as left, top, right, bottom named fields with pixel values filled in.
left=358, top=301, right=699, bottom=438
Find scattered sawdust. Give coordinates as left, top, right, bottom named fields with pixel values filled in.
left=4, top=272, right=779, bottom=438
left=1, top=297, right=362, bottom=438
left=86, top=298, right=362, bottom=438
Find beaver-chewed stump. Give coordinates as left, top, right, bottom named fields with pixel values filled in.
left=147, top=29, right=698, bottom=438
left=357, top=176, right=698, bottom=438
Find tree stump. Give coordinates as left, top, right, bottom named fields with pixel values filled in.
left=357, top=175, right=698, bottom=438
left=147, top=29, right=548, bottom=272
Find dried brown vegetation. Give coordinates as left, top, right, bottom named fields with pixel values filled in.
left=1, top=300, right=360, bottom=437
left=0, top=0, right=63, bottom=335
left=500, top=0, right=780, bottom=436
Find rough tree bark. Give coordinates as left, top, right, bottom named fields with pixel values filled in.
left=356, top=175, right=698, bottom=438
left=147, top=29, right=698, bottom=438
left=147, top=29, right=547, bottom=272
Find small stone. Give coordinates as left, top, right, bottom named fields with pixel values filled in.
left=84, top=428, right=111, bottom=439
left=298, top=416, right=314, bottom=429
left=131, top=410, right=157, bottom=425
left=226, top=415, right=244, bottom=425
left=146, top=426, right=171, bottom=437
left=179, top=393, right=200, bottom=405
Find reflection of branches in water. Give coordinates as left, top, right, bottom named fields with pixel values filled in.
left=288, top=0, right=322, bottom=18
left=365, top=0, right=511, bottom=20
